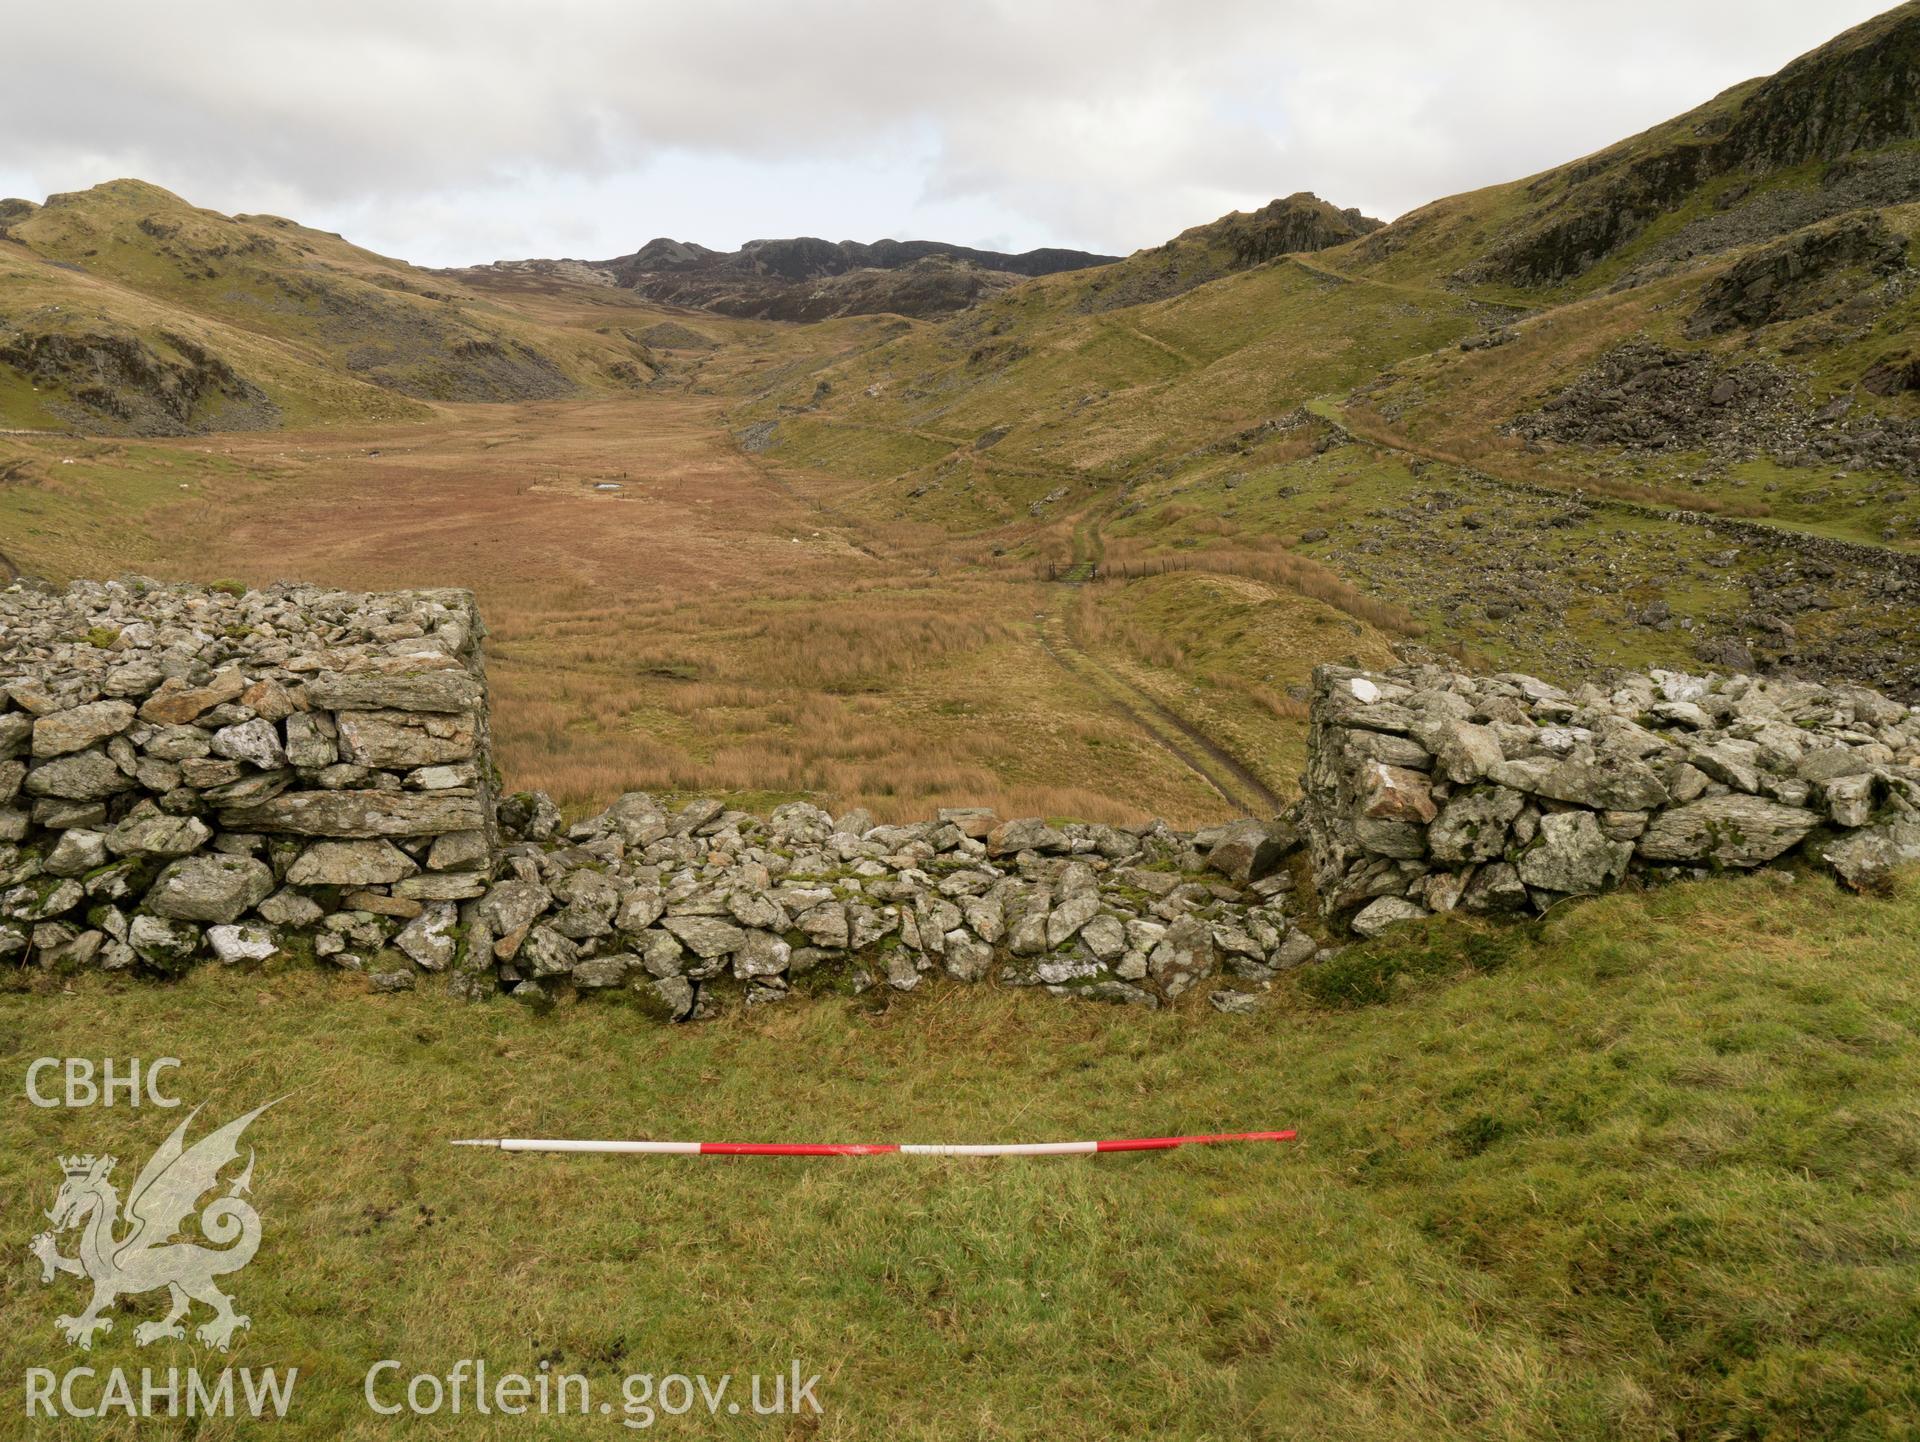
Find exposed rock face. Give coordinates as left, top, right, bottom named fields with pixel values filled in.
left=1468, top=5, right=1920, bottom=286
left=0, top=324, right=279, bottom=436
left=1305, top=660, right=1920, bottom=928
left=1683, top=214, right=1909, bottom=338
left=1183, top=193, right=1384, bottom=272
left=145, top=855, right=275, bottom=922
left=1076, top=192, right=1381, bottom=313
left=1507, top=339, right=1920, bottom=479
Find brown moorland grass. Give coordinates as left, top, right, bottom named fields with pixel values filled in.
left=0, top=390, right=1305, bottom=826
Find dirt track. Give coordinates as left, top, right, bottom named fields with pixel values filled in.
left=1033, top=597, right=1281, bottom=817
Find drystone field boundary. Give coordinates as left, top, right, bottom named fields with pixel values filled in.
left=2, top=578, right=1914, bottom=1019
left=1307, top=660, right=1920, bottom=935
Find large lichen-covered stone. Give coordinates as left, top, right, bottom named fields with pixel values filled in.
left=1517, top=811, right=1632, bottom=895
left=219, top=789, right=486, bottom=837
left=283, top=711, right=340, bottom=768
left=127, top=913, right=202, bottom=969
left=426, top=828, right=490, bottom=872
left=304, top=669, right=483, bottom=714
left=210, top=718, right=286, bottom=770
left=1428, top=785, right=1525, bottom=863
left=207, top=923, right=279, bottom=965
left=32, top=700, right=135, bottom=758
left=571, top=954, right=635, bottom=989
left=519, top=923, right=579, bottom=978
left=1351, top=896, right=1429, bottom=937
left=0, top=713, right=33, bottom=759
left=986, top=817, right=1069, bottom=856
left=1204, top=817, right=1294, bottom=883
left=1146, top=915, right=1216, bottom=998
left=287, top=839, right=419, bottom=886
left=663, top=914, right=746, bottom=958
left=44, top=829, right=108, bottom=877
left=1428, top=719, right=1504, bottom=784
left=394, top=902, right=458, bottom=970
left=24, top=751, right=136, bottom=801
left=1353, top=817, right=1427, bottom=858
left=1360, top=762, right=1438, bottom=823
left=335, top=709, right=478, bottom=768
left=476, top=879, right=551, bottom=939
left=1488, top=753, right=1669, bottom=811
left=1821, top=818, right=1920, bottom=891
left=1636, top=794, right=1818, bottom=866
left=105, top=811, right=211, bottom=857
left=144, top=855, right=274, bottom=923
left=137, top=670, right=247, bottom=725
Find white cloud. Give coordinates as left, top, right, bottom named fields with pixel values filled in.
left=0, top=0, right=1895, bottom=265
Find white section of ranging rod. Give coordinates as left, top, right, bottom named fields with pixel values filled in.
left=454, top=1138, right=703, bottom=1154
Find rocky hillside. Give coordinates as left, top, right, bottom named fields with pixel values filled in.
left=1351, top=3, right=1920, bottom=294
left=731, top=4, right=1920, bottom=710
left=1073, top=192, right=1382, bottom=312
left=558, top=199, right=1380, bottom=320
left=458, top=233, right=1121, bottom=322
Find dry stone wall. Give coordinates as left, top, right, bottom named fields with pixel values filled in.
left=0, top=578, right=493, bottom=971
left=0, top=579, right=1318, bottom=1014
left=5, top=578, right=1914, bottom=1015
left=1304, top=661, right=1920, bottom=935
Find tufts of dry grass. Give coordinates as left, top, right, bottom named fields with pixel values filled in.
left=0, top=393, right=1258, bottom=825
left=1096, top=535, right=1425, bottom=638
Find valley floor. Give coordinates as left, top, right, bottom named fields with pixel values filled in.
left=0, top=390, right=1367, bottom=825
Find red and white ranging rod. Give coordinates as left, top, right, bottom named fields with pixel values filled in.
left=452, top=1130, right=1296, bottom=1158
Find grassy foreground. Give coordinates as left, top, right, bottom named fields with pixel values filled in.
left=2, top=868, right=1917, bottom=1440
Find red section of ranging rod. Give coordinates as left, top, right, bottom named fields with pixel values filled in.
left=1094, top=1130, right=1296, bottom=1152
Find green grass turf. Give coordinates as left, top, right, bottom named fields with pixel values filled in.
left=3, top=865, right=1916, bottom=1438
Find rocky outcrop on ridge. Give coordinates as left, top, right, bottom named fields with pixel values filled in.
left=456, top=235, right=1123, bottom=323
left=1075, top=193, right=1382, bottom=313
left=1469, top=4, right=1920, bottom=286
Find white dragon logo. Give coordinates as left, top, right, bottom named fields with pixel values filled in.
left=30, top=1100, right=276, bottom=1352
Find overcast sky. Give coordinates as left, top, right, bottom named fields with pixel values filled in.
left=0, top=1, right=1894, bottom=268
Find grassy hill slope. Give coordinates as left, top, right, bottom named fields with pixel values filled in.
left=0, top=181, right=682, bottom=433
left=5, top=865, right=1916, bottom=1438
